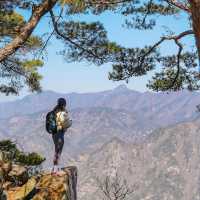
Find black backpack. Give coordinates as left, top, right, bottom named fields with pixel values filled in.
left=45, top=111, right=57, bottom=134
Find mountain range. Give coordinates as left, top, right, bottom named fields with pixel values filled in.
left=78, top=118, right=200, bottom=200
left=0, top=85, right=200, bottom=199
left=0, top=85, right=199, bottom=157
left=0, top=85, right=199, bottom=125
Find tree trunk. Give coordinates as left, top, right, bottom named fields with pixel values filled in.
left=189, top=0, right=200, bottom=62
left=0, top=0, right=58, bottom=62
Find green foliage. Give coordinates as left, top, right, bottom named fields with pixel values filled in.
left=58, top=21, right=122, bottom=65
left=147, top=52, right=199, bottom=91
left=15, top=152, right=45, bottom=166
left=122, top=1, right=179, bottom=30
left=25, top=36, right=44, bottom=50
left=22, top=59, right=43, bottom=70
left=26, top=71, right=43, bottom=92
left=51, top=0, right=198, bottom=92
left=0, top=11, right=24, bottom=37
left=0, top=140, right=18, bottom=153
left=0, top=0, right=44, bottom=95
left=109, top=46, right=160, bottom=81
left=0, top=0, right=198, bottom=93
left=60, top=0, right=87, bottom=13
left=0, top=140, right=45, bottom=166
left=0, top=57, right=44, bottom=95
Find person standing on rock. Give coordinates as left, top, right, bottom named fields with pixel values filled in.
left=46, top=97, right=72, bottom=175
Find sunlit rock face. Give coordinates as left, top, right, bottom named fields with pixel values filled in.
left=0, top=160, right=77, bottom=200
left=32, top=167, right=77, bottom=200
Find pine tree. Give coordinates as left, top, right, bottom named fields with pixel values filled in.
left=0, top=140, right=45, bottom=166
left=0, top=0, right=200, bottom=93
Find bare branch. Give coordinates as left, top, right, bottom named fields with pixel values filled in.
left=166, top=37, right=183, bottom=90
left=96, top=173, right=134, bottom=200
left=86, top=0, right=132, bottom=6
left=37, top=8, right=64, bottom=58
left=141, top=30, right=194, bottom=64
left=118, top=30, right=195, bottom=89
left=140, top=0, right=154, bottom=27
left=164, top=0, right=190, bottom=12
left=1, top=59, right=27, bottom=78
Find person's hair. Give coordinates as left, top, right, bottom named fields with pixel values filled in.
left=57, top=98, right=66, bottom=107
left=53, top=98, right=67, bottom=112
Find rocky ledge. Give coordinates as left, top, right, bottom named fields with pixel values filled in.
left=0, top=162, right=77, bottom=200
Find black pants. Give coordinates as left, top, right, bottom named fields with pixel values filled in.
left=52, top=131, right=64, bottom=165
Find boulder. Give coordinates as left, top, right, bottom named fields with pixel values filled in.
left=0, top=161, right=12, bottom=186
left=0, top=166, right=4, bottom=180
left=8, top=164, right=28, bottom=185
left=63, top=166, right=78, bottom=200
left=2, top=181, right=13, bottom=190
left=32, top=166, right=77, bottom=200
left=0, top=151, right=3, bottom=161
left=3, top=166, right=78, bottom=200
left=6, top=177, right=36, bottom=200
left=0, top=162, right=12, bottom=177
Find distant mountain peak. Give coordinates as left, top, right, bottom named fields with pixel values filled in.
left=114, top=84, right=129, bottom=91
left=113, top=84, right=141, bottom=95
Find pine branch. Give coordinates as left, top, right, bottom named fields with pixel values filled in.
left=50, top=9, right=104, bottom=62
left=140, top=30, right=194, bottom=64
left=0, top=0, right=58, bottom=62
left=164, top=0, right=190, bottom=12
left=143, top=30, right=193, bottom=89
left=37, top=8, right=64, bottom=58
left=87, top=0, right=132, bottom=6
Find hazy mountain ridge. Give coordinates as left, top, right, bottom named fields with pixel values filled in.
left=0, top=86, right=199, bottom=164
left=0, top=86, right=199, bottom=124
left=77, top=118, right=200, bottom=200
left=0, top=106, right=140, bottom=159
left=1, top=86, right=200, bottom=199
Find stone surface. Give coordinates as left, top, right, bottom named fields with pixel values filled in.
left=33, top=166, right=77, bottom=200
left=0, top=151, right=4, bottom=161
left=2, top=181, right=13, bottom=190
left=8, top=164, right=28, bottom=185
left=6, top=177, right=36, bottom=200
left=0, top=162, right=12, bottom=177
left=3, top=166, right=77, bottom=200
left=63, top=166, right=78, bottom=200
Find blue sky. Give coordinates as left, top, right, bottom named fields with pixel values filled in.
left=0, top=6, right=193, bottom=102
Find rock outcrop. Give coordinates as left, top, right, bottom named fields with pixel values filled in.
left=32, top=166, right=77, bottom=200
left=0, top=162, right=78, bottom=200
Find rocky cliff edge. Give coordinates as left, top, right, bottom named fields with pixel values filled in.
left=0, top=161, right=77, bottom=200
